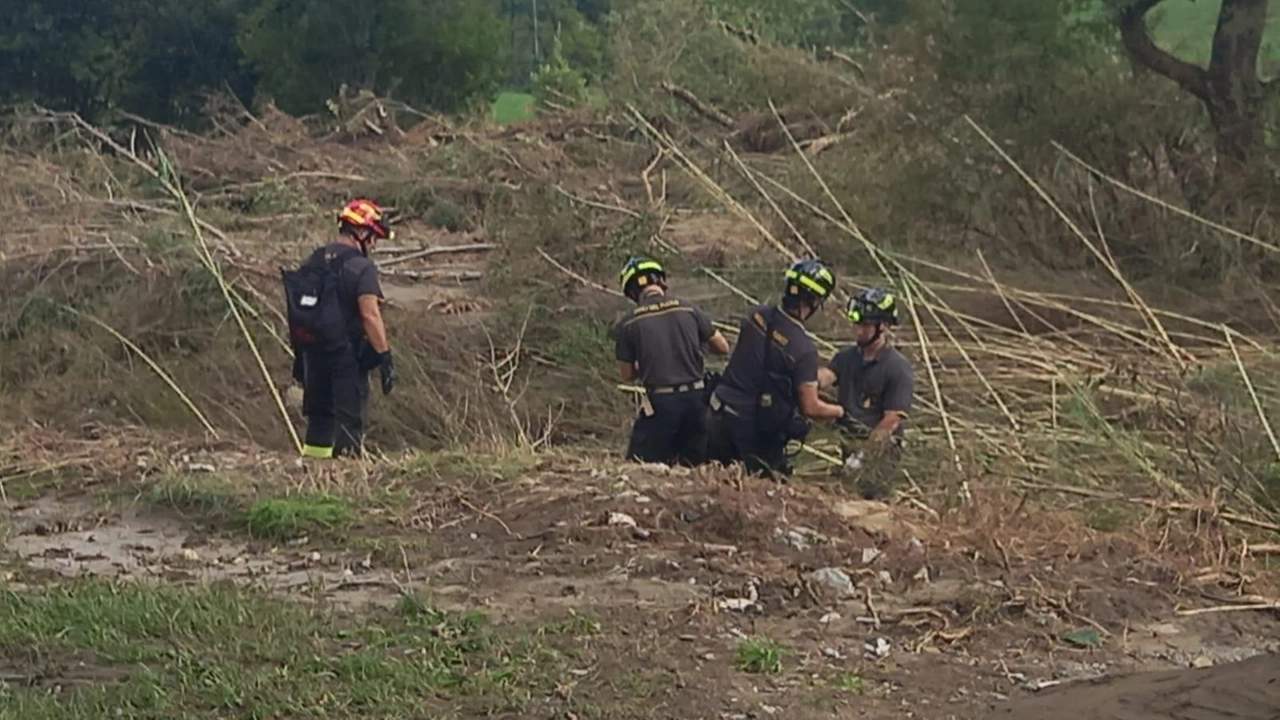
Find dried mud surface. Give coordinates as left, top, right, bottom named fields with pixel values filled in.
left=3, top=441, right=1280, bottom=719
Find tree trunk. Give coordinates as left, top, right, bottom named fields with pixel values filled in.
left=1205, top=0, right=1268, bottom=162
left=1120, top=0, right=1270, bottom=167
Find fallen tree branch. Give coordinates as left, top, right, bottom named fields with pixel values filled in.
left=659, top=82, right=736, bottom=129
left=553, top=185, right=640, bottom=217
left=1175, top=601, right=1280, bottom=616
left=536, top=247, right=625, bottom=298
left=381, top=269, right=483, bottom=282
left=376, top=243, right=495, bottom=268
left=819, top=46, right=866, bottom=79
left=799, top=132, right=853, bottom=158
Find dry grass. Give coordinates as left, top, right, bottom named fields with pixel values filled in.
left=1, top=94, right=1279, bottom=553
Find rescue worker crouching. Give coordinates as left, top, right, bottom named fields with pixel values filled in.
left=818, top=287, right=915, bottom=499
left=706, top=258, right=847, bottom=479
left=614, top=257, right=731, bottom=466
left=282, top=198, right=396, bottom=459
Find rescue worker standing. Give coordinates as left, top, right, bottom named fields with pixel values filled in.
left=613, top=257, right=730, bottom=466
left=706, top=258, right=847, bottom=478
left=819, top=287, right=915, bottom=499
left=284, top=198, right=395, bottom=458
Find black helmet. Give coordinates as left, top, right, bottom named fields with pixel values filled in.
left=619, top=256, right=666, bottom=301
left=783, top=258, right=836, bottom=307
left=846, top=287, right=898, bottom=326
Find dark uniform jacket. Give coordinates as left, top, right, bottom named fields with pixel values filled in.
left=827, top=345, right=914, bottom=437
left=713, top=304, right=819, bottom=416
left=614, top=294, right=715, bottom=389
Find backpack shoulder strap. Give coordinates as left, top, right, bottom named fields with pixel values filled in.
left=327, top=245, right=363, bottom=267
left=299, top=245, right=361, bottom=272
left=763, top=306, right=786, bottom=374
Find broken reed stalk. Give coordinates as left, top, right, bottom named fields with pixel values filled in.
left=1018, top=480, right=1280, bottom=533
left=535, top=247, right=624, bottom=298
left=907, top=268, right=1268, bottom=354
left=49, top=109, right=301, bottom=451
left=1223, top=326, right=1280, bottom=462
left=152, top=143, right=303, bottom=454
left=1050, top=141, right=1280, bottom=257
left=975, top=248, right=1030, bottom=336
left=962, top=115, right=1188, bottom=368
left=376, top=243, right=495, bottom=268
left=59, top=304, right=217, bottom=436
left=624, top=105, right=801, bottom=264
left=721, top=141, right=821, bottom=265
left=901, top=281, right=961, bottom=474
left=736, top=160, right=1101, bottom=368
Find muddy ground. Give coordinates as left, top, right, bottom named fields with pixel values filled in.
left=3, top=436, right=1278, bottom=719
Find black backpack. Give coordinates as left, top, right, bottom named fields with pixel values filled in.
left=281, top=245, right=362, bottom=352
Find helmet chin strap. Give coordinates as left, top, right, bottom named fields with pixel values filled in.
left=856, top=323, right=884, bottom=349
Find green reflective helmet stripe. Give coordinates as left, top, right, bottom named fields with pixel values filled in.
left=785, top=269, right=831, bottom=297
left=620, top=258, right=666, bottom=296
left=847, top=287, right=897, bottom=324
left=620, top=260, right=663, bottom=282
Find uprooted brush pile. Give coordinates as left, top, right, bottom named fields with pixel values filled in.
left=2, top=94, right=1280, bottom=534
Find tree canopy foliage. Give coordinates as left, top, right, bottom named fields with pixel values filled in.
left=2, top=0, right=1278, bottom=175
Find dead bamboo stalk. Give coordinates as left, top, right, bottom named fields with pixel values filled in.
left=1223, top=325, right=1280, bottom=462
left=381, top=269, right=483, bottom=282
left=1051, top=141, right=1280, bottom=256
left=1018, top=481, right=1280, bottom=533
left=377, top=243, right=495, bottom=268
left=963, top=115, right=1188, bottom=368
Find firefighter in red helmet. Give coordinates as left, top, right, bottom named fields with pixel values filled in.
left=281, top=198, right=396, bottom=458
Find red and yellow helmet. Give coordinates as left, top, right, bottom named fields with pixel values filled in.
left=337, top=198, right=393, bottom=240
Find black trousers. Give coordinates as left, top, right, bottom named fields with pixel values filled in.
left=625, top=391, right=709, bottom=466
left=301, top=346, right=370, bottom=458
left=705, top=404, right=793, bottom=479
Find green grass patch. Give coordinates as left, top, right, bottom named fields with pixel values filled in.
left=245, top=493, right=353, bottom=540
left=491, top=92, right=537, bottom=124
left=144, top=474, right=355, bottom=541
left=1148, top=0, right=1280, bottom=70
left=142, top=473, right=243, bottom=523
left=0, top=579, right=573, bottom=718
left=735, top=637, right=784, bottom=674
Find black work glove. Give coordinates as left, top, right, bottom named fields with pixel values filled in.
left=835, top=410, right=866, bottom=438
left=376, top=351, right=394, bottom=396
left=291, top=352, right=305, bottom=385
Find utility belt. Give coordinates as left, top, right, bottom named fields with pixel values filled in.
left=638, top=379, right=708, bottom=418
left=709, top=388, right=810, bottom=447
left=648, top=379, right=706, bottom=395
